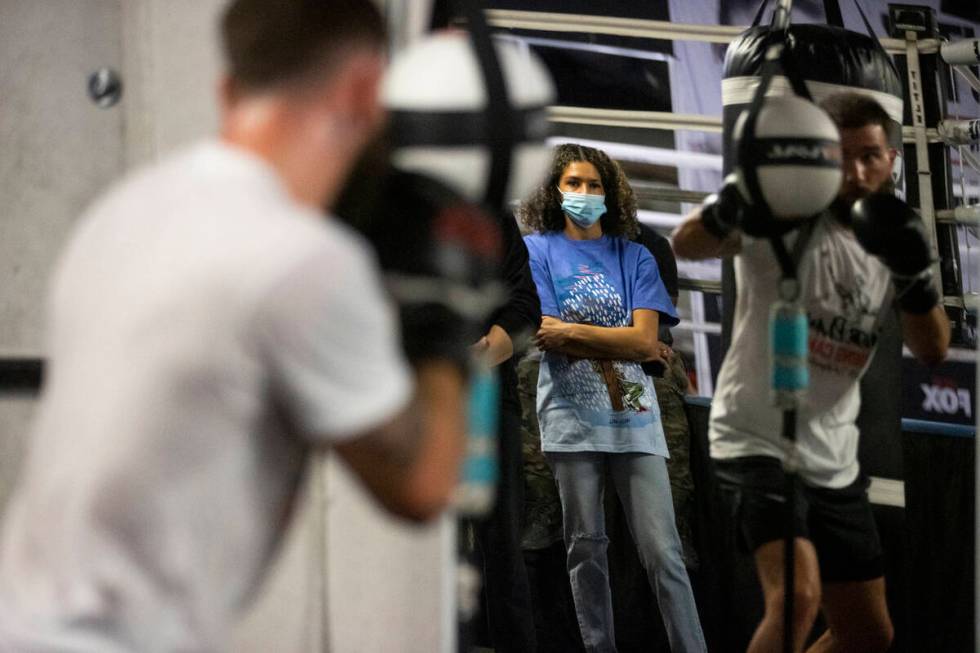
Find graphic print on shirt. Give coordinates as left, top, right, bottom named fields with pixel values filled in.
left=808, top=242, right=883, bottom=378
left=551, top=261, right=652, bottom=413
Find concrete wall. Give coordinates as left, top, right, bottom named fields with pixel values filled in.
left=0, top=0, right=124, bottom=357
left=0, top=396, right=36, bottom=513
left=232, top=456, right=453, bottom=653
left=119, top=1, right=223, bottom=167
left=0, top=0, right=124, bottom=510
left=0, top=2, right=452, bottom=650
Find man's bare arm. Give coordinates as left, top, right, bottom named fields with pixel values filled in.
left=472, top=324, right=515, bottom=368
left=333, top=360, right=465, bottom=522
left=901, top=304, right=950, bottom=367
left=671, top=207, right=742, bottom=260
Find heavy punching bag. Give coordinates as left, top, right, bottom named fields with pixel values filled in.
left=722, top=22, right=904, bottom=177
left=717, top=14, right=905, bottom=342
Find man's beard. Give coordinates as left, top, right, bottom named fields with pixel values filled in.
left=830, top=197, right=854, bottom=225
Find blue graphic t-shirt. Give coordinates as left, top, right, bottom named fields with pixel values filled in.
left=524, top=232, right=679, bottom=454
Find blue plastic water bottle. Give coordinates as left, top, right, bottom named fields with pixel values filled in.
left=770, top=288, right=809, bottom=409
left=454, top=363, right=499, bottom=516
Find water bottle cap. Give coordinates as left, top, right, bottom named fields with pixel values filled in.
left=778, top=278, right=800, bottom=301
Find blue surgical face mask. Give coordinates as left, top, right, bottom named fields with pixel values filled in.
left=559, top=188, right=607, bottom=228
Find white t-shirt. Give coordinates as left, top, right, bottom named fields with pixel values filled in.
left=709, top=216, right=892, bottom=488
left=0, top=142, right=413, bottom=651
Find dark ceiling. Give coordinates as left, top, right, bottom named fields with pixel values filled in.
left=941, top=0, right=980, bottom=23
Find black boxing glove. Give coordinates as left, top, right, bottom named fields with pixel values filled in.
left=700, top=178, right=747, bottom=241
left=702, top=176, right=812, bottom=241
left=336, top=167, right=503, bottom=371
left=851, top=193, right=940, bottom=314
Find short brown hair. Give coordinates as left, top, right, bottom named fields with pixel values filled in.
left=221, top=0, right=385, bottom=91
left=820, top=93, right=899, bottom=143
left=518, top=143, right=640, bottom=239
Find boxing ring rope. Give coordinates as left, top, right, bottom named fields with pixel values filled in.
left=937, top=206, right=980, bottom=224
left=506, top=8, right=980, bottom=314
left=939, top=119, right=980, bottom=146
left=547, top=106, right=723, bottom=133
left=486, top=10, right=745, bottom=44
left=678, top=278, right=722, bottom=295
left=551, top=105, right=948, bottom=143
left=485, top=9, right=942, bottom=55
left=961, top=147, right=980, bottom=174
left=941, top=38, right=980, bottom=66
left=953, top=66, right=980, bottom=95
left=943, top=27, right=980, bottom=332
left=491, top=7, right=975, bottom=203
left=544, top=108, right=977, bottom=281
left=632, top=186, right=710, bottom=205
left=410, top=10, right=980, bottom=323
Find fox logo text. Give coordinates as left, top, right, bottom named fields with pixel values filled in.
left=920, top=383, right=972, bottom=418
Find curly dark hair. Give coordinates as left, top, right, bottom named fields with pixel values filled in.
left=518, top=143, right=639, bottom=239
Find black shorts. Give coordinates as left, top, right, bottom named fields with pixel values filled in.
left=714, top=456, right=884, bottom=583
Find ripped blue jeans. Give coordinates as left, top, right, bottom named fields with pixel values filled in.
left=548, top=452, right=706, bottom=653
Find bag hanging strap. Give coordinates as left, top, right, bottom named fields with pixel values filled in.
left=455, top=0, right=514, bottom=212
left=751, top=0, right=772, bottom=27
left=853, top=0, right=903, bottom=82
left=824, top=0, right=844, bottom=27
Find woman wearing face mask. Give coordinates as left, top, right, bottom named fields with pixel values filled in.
left=519, top=144, right=706, bottom=653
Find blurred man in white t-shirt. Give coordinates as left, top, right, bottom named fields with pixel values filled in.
left=0, top=1, right=469, bottom=650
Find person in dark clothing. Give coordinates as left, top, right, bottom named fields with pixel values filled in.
left=605, top=223, right=702, bottom=650
left=469, top=211, right=541, bottom=653
left=636, top=225, right=680, bottom=309
left=634, top=223, right=698, bottom=568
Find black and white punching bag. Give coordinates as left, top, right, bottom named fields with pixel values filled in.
left=382, top=31, right=555, bottom=207
left=730, top=93, right=842, bottom=229
left=722, top=23, right=905, bottom=181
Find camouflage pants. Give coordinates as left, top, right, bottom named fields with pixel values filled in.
left=653, top=353, right=698, bottom=569
left=517, top=353, right=564, bottom=550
